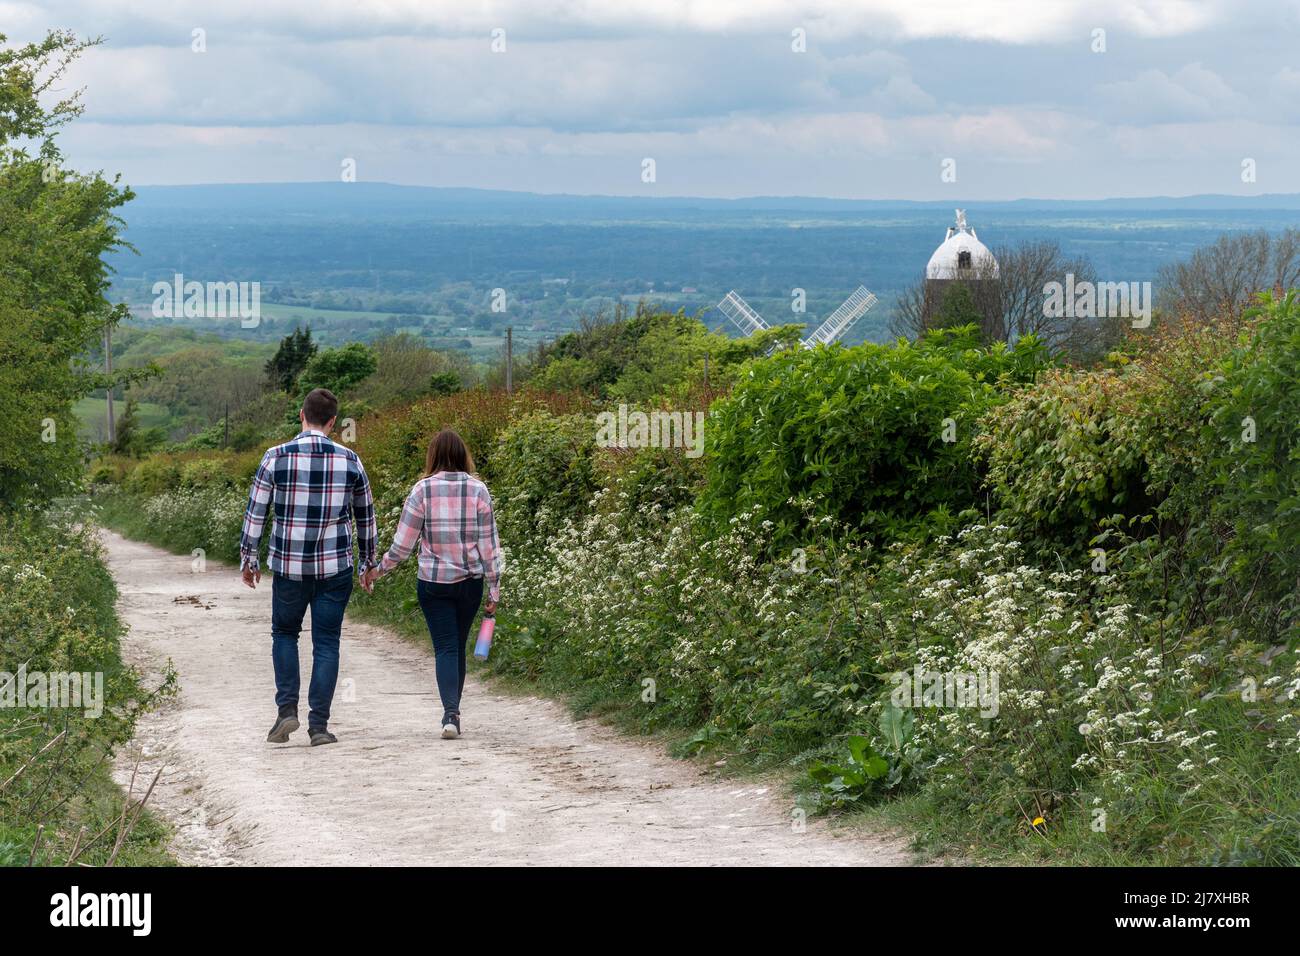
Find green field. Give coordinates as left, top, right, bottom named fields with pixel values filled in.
left=74, top=396, right=171, bottom=441
left=259, top=303, right=406, bottom=325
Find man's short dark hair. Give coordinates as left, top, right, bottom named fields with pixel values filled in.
left=302, top=388, right=339, bottom=427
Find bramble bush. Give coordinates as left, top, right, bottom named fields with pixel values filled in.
left=978, top=295, right=1300, bottom=646
left=491, top=497, right=876, bottom=745
left=353, top=388, right=589, bottom=513
left=1196, top=291, right=1300, bottom=632
left=595, top=444, right=706, bottom=529
left=528, top=303, right=778, bottom=401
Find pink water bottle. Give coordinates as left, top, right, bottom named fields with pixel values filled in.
left=474, top=614, right=495, bottom=660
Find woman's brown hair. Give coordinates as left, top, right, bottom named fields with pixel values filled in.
left=423, top=428, right=475, bottom=478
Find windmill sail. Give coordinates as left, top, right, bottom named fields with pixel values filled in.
left=802, top=285, right=878, bottom=347
left=717, top=290, right=771, bottom=337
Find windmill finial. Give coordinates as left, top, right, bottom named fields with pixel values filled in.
left=955, top=208, right=968, bottom=232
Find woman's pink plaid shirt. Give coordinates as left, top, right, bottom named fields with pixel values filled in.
left=378, top=471, right=502, bottom=601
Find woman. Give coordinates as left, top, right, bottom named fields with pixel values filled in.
left=374, top=429, right=501, bottom=739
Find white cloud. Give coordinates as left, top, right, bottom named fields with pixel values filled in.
left=1272, top=66, right=1300, bottom=116
left=5, top=0, right=1234, bottom=46
left=1095, top=63, right=1252, bottom=122
left=63, top=33, right=941, bottom=131
left=871, top=75, right=937, bottom=113
left=823, top=51, right=935, bottom=112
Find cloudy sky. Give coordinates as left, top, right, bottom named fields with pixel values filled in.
left=4, top=0, right=1299, bottom=199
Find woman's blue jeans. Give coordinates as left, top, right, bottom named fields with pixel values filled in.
left=416, top=577, right=485, bottom=717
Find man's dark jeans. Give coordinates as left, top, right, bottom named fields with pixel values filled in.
left=271, top=569, right=354, bottom=731
left=416, top=577, right=485, bottom=717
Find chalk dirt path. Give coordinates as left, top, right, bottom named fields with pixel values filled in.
left=105, top=532, right=912, bottom=866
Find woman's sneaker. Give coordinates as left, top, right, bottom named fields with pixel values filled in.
left=440, top=713, right=461, bottom=739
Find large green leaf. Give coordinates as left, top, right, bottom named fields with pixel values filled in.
left=879, top=703, right=915, bottom=752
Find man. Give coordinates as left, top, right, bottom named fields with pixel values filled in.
left=239, top=388, right=380, bottom=747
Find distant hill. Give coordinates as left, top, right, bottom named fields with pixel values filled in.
left=122, top=181, right=1300, bottom=220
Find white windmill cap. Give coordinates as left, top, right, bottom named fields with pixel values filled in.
left=926, top=208, right=999, bottom=279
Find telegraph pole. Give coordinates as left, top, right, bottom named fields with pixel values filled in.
left=505, top=326, right=513, bottom=394
left=105, top=326, right=115, bottom=445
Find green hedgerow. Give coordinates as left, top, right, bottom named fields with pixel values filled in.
left=698, top=326, right=1049, bottom=548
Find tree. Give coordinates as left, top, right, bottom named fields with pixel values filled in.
left=264, top=326, right=317, bottom=392
left=297, top=343, right=378, bottom=398
left=349, top=332, right=469, bottom=407
left=109, top=396, right=164, bottom=458
left=0, top=31, right=136, bottom=506
left=1158, top=229, right=1300, bottom=326
left=428, top=371, right=462, bottom=397
left=109, top=396, right=140, bottom=456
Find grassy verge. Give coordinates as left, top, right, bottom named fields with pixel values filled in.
left=0, top=507, right=176, bottom=866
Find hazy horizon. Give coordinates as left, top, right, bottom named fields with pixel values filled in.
left=114, top=180, right=1300, bottom=207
